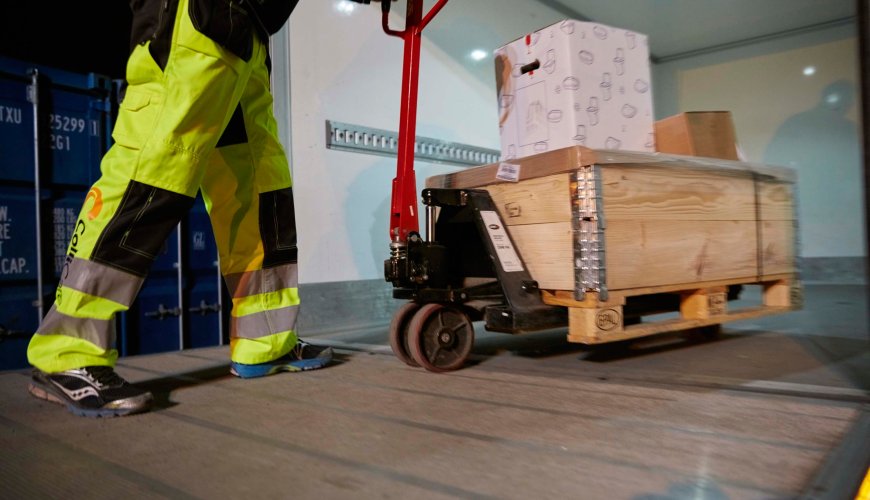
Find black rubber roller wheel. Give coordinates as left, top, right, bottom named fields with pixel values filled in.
left=407, top=303, right=474, bottom=373
left=389, top=302, right=421, bottom=367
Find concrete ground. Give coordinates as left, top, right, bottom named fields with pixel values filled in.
left=1, top=284, right=868, bottom=499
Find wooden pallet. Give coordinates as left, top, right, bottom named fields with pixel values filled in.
left=540, top=274, right=802, bottom=344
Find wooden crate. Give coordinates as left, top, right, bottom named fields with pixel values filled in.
left=425, top=146, right=801, bottom=344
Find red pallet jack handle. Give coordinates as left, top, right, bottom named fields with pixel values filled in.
left=382, top=0, right=449, bottom=245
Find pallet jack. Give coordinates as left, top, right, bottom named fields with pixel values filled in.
left=350, top=0, right=567, bottom=373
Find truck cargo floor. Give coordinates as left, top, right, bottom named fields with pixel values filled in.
left=1, top=283, right=867, bottom=499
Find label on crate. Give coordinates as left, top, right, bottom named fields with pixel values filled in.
left=708, top=293, right=727, bottom=316
left=495, top=162, right=521, bottom=182
left=480, top=210, right=524, bottom=273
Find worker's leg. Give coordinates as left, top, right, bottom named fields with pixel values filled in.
left=200, top=50, right=332, bottom=378
left=27, top=0, right=257, bottom=415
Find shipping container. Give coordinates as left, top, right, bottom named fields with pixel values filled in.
left=185, top=195, right=225, bottom=349
left=0, top=55, right=113, bottom=187
left=0, top=187, right=91, bottom=369
left=123, top=227, right=183, bottom=356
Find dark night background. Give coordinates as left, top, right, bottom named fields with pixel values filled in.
left=1, top=1, right=132, bottom=79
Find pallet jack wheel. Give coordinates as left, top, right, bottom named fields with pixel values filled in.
left=389, top=302, right=421, bottom=367
left=407, top=303, right=474, bottom=373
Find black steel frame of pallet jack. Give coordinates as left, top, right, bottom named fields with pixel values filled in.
left=388, top=187, right=568, bottom=334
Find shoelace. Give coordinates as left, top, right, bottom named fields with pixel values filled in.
left=85, top=366, right=126, bottom=388
left=291, top=341, right=310, bottom=359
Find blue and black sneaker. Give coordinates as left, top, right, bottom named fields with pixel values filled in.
left=230, top=340, right=334, bottom=379
left=29, top=366, right=153, bottom=418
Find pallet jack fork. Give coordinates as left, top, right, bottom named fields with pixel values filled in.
left=352, top=0, right=567, bottom=372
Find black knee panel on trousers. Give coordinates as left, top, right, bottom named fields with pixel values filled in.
left=92, top=180, right=196, bottom=277
left=260, top=187, right=298, bottom=268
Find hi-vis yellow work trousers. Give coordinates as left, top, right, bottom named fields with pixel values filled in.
left=28, top=0, right=301, bottom=372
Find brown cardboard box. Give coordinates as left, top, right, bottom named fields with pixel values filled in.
left=654, top=111, right=739, bottom=160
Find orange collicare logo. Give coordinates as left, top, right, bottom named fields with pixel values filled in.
left=85, top=187, right=103, bottom=220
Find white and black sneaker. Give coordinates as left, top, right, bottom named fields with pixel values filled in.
left=29, top=366, right=153, bottom=418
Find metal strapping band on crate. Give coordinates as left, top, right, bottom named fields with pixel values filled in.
left=325, top=120, right=501, bottom=167
left=572, top=166, right=607, bottom=301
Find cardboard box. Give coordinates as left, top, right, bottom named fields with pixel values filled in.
left=494, top=19, right=655, bottom=160
left=654, top=111, right=739, bottom=160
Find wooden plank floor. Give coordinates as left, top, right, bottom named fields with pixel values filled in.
left=1, top=284, right=868, bottom=499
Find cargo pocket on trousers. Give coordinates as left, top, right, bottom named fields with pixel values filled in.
left=260, top=188, right=298, bottom=268
left=111, top=88, right=156, bottom=150
left=188, top=0, right=254, bottom=61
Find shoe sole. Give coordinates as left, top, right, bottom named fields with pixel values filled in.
left=28, top=382, right=150, bottom=418
left=231, top=352, right=333, bottom=379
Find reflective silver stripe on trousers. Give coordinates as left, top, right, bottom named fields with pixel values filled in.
left=232, top=304, right=300, bottom=339
left=224, top=263, right=299, bottom=298
left=60, top=257, right=145, bottom=306
left=35, top=304, right=115, bottom=350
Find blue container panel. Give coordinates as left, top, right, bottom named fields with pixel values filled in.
left=188, top=195, right=219, bottom=272
left=0, top=187, right=39, bottom=282
left=188, top=278, right=223, bottom=349
left=0, top=284, right=41, bottom=371
left=46, top=90, right=110, bottom=187
left=0, top=56, right=111, bottom=186
left=0, top=338, right=31, bottom=371
left=0, top=280, right=57, bottom=371
left=0, top=76, right=33, bottom=183
left=0, top=187, right=90, bottom=283
left=0, top=56, right=111, bottom=90
left=127, top=278, right=182, bottom=355
left=186, top=195, right=223, bottom=348
left=0, top=286, right=40, bottom=331
left=151, top=226, right=180, bottom=273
